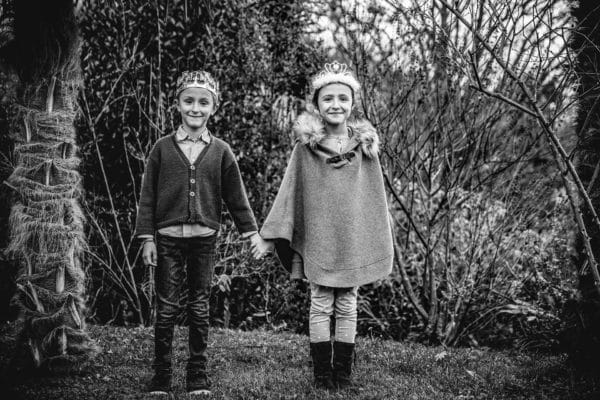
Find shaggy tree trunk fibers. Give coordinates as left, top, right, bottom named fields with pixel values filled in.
left=3, top=0, right=96, bottom=370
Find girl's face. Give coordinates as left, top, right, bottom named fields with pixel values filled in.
left=316, top=83, right=353, bottom=126
left=176, top=87, right=217, bottom=132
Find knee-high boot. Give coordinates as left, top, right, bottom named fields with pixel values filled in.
left=333, top=341, right=355, bottom=389
left=310, top=341, right=335, bottom=390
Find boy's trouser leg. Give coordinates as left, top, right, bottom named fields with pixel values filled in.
left=154, top=235, right=185, bottom=372
left=186, top=235, right=216, bottom=373
left=334, top=287, right=358, bottom=343
left=309, top=283, right=335, bottom=342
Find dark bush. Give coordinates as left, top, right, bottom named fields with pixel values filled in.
left=78, top=0, right=323, bottom=328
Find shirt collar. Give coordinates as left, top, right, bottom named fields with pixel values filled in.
left=176, top=125, right=211, bottom=143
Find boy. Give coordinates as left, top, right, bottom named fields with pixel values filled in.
left=135, top=70, right=262, bottom=396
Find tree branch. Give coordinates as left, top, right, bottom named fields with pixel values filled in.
left=436, top=0, right=600, bottom=297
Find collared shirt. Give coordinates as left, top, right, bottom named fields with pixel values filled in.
left=139, top=126, right=256, bottom=240
left=174, top=125, right=211, bottom=163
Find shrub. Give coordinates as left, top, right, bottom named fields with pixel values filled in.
left=78, top=0, right=323, bottom=326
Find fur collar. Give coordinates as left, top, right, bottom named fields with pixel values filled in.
left=292, top=112, right=379, bottom=158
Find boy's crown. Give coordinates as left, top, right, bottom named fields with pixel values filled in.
left=176, top=70, right=219, bottom=100
left=311, top=61, right=361, bottom=94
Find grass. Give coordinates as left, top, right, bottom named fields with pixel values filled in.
left=0, top=323, right=598, bottom=399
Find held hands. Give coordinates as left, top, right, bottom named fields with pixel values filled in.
left=142, top=240, right=157, bottom=266
left=142, top=234, right=273, bottom=264
left=250, top=233, right=275, bottom=259
left=141, top=234, right=274, bottom=264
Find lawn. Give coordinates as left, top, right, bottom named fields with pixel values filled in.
left=0, top=323, right=598, bottom=399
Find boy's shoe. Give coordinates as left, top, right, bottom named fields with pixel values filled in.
left=187, top=370, right=211, bottom=396
left=148, top=370, right=172, bottom=395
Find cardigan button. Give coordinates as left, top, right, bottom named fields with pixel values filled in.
left=190, top=179, right=195, bottom=184
left=190, top=191, right=195, bottom=197
left=190, top=165, right=195, bottom=170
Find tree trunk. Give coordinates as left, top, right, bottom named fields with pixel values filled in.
left=569, top=0, right=600, bottom=368
left=573, top=0, right=600, bottom=298
left=0, top=0, right=18, bottom=324
left=2, top=0, right=97, bottom=370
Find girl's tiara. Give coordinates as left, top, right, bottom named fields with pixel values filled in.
left=311, top=61, right=361, bottom=94
left=176, top=70, right=220, bottom=100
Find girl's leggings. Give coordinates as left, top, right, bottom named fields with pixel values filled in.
left=309, top=283, right=358, bottom=343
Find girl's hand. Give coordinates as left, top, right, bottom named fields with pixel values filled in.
left=142, top=241, right=157, bottom=266
left=250, top=234, right=274, bottom=259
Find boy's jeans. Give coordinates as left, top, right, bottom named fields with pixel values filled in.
left=153, top=234, right=216, bottom=374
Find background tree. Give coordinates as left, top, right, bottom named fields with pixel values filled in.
left=1, top=0, right=590, bottom=354
left=0, top=0, right=17, bottom=325
left=1, top=0, right=97, bottom=370
left=312, top=0, right=579, bottom=347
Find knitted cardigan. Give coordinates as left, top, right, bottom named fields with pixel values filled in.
left=134, top=133, right=258, bottom=237
left=260, top=112, right=394, bottom=287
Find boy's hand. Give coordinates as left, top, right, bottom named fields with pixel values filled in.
left=142, top=241, right=157, bottom=266
left=250, top=234, right=274, bottom=259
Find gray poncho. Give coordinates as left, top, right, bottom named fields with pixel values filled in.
left=260, top=112, right=394, bottom=287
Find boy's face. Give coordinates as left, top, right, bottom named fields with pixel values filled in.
left=317, top=83, right=353, bottom=126
left=176, top=87, right=217, bottom=132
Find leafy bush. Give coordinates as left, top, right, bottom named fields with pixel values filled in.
left=78, top=0, right=323, bottom=326
left=71, top=0, right=581, bottom=352
left=309, top=0, right=580, bottom=348
left=355, top=183, right=577, bottom=348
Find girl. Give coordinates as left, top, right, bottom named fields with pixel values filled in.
left=256, top=61, right=394, bottom=390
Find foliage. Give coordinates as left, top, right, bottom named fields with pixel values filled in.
left=72, top=0, right=586, bottom=351
left=313, top=0, right=579, bottom=347
left=1, top=323, right=599, bottom=399
left=357, top=183, right=577, bottom=347
left=78, top=0, right=323, bottom=326
left=0, top=0, right=582, bottom=354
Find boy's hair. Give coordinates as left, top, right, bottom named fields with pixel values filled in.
left=310, top=61, right=360, bottom=108
left=176, top=70, right=220, bottom=105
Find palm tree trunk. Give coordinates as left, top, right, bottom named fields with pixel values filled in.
left=2, top=0, right=97, bottom=370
